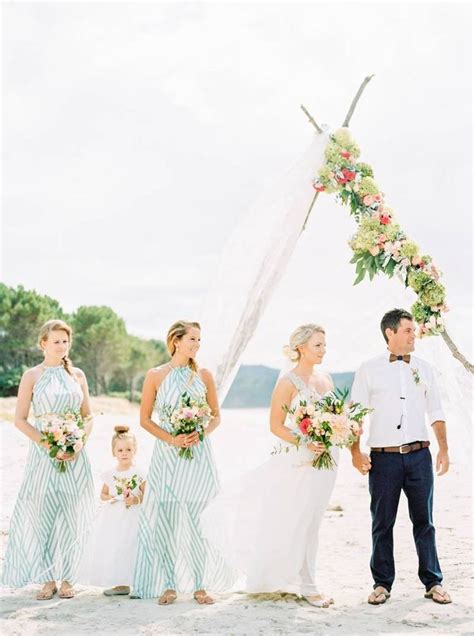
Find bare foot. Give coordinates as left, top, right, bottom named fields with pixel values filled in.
left=303, top=594, right=333, bottom=608
left=58, top=581, right=75, bottom=599
left=193, top=590, right=215, bottom=605
left=368, top=586, right=390, bottom=605
left=36, top=582, right=57, bottom=600
left=425, top=585, right=452, bottom=604
left=158, top=589, right=177, bottom=605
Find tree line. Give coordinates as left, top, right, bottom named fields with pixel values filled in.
left=0, top=284, right=169, bottom=399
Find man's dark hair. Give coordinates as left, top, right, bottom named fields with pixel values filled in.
left=380, top=308, right=413, bottom=343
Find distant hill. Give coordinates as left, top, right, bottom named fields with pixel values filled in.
left=223, top=365, right=355, bottom=408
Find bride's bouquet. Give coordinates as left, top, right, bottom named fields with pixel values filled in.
left=39, top=409, right=87, bottom=473
left=167, top=392, right=213, bottom=460
left=275, top=389, right=370, bottom=470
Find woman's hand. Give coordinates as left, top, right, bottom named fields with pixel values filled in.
left=56, top=451, right=77, bottom=462
left=307, top=441, right=325, bottom=456
left=171, top=432, right=200, bottom=448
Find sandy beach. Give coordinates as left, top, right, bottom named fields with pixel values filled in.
left=1, top=397, right=472, bottom=635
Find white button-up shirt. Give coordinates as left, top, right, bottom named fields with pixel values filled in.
left=351, top=352, right=446, bottom=448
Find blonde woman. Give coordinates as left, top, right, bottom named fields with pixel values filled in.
left=1, top=320, right=94, bottom=600
left=132, top=321, right=233, bottom=605
left=202, top=323, right=338, bottom=607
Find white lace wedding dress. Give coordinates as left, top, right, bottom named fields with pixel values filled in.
left=201, top=371, right=339, bottom=595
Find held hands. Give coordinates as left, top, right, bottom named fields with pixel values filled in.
left=436, top=450, right=450, bottom=476
left=352, top=451, right=372, bottom=476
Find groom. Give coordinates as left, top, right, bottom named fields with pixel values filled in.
left=350, top=308, right=452, bottom=605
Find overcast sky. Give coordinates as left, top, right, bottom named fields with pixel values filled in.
left=2, top=1, right=472, bottom=372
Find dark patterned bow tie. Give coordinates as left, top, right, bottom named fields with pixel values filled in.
left=389, top=354, right=411, bottom=363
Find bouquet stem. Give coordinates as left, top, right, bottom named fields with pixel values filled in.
left=312, top=450, right=337, bottom=471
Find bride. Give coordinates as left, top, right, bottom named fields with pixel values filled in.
left=201, top=323, right=338, bottom=607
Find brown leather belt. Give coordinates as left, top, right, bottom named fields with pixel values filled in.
left=371, top=441, right=430, bottom=454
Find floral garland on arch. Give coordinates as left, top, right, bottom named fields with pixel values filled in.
left=312, top=128, right=447, bottom=338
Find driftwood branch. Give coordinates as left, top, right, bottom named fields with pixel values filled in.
left=300, top=104, right=323, bottom=133
left=300, top=75, right=374, bottom=233
left=299, top=75, right=473, bottom=373
left=342, top=74, right=374, bottom=127
left=302, top=191, right=320, bottom=232
left=441, top=330, right=474, bottom=373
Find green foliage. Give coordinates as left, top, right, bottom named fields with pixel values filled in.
left=0, top=285, right=167, bottom=398
left=0, top=284, right=65, bottom=387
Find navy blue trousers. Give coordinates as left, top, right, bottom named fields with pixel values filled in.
left=368, top=447, right=443, bottom=592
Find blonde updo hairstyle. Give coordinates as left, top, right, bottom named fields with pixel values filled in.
left=282, top=323, right=326, bottom=362
left=111, top=425, right=137, bottom=455
left=166, top=320, right=201, bottom=374
left=38, top=319, right=75, bottom=377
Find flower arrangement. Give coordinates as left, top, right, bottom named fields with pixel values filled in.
left=312, top=128, right=447, bottom=337
left=113, top=473, right=144, bottom=507
left=273, top=388, right=370, bottom=470
left=39, top=409, right=87, bottom=473
left=166, top=392, right=213, bottom=460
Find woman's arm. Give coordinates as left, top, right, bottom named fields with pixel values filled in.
left=269, top=378, right=300, bottom=445
left=14, top=369, right=46, bottom=446
left=139, top=368, right=181, bottom=445
left=76, top=368, right=93, bottom=438
left=140, top=368, right=171, bottom=442
left=200, top=368, right=220, bottom=436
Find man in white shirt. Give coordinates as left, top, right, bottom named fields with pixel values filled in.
left=351, top=308, right=452, bottom=606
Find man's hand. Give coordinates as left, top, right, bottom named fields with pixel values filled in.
left=352, top=451, right=372, bottom=476
left=436, top=450, right=449, bottom=476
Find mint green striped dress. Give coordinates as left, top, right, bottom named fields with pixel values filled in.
left=132, top=366, right=235, bottom=597
left=1, top=366, right=95, bottom=587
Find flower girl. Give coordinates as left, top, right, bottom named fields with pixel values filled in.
left=78, top=425, right=146, bottom=595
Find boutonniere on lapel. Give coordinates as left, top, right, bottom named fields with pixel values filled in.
left=411, top=368, right=421, bottom=385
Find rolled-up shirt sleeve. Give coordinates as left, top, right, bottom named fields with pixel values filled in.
left=351, top=363, right=370, bottom=406
left=426, top=366, right=446, bottom=425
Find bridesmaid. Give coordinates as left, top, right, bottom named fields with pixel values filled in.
left=2, top=319, right=95, bottom=600
left=132, top=320, right=232, bottom=604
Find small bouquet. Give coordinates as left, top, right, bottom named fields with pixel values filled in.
left=167, top=392, right=213, bottom=460
left=113, top=474, right=144, bottom=508
left=39, top=409, right=87, bottom=473
left=274, top=388, right=370, bottom=470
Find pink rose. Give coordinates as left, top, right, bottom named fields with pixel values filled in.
left=374, top=193, right=382, bottom=202
left=363, top=195, right=374, bottom=206
left=313, top=183, right=325, bottom=192
left=299, top=417, right=312, bottom=436
left=369, top=246, right=380, bottom=256
left=411, top=255, right=422, bottom=266
left=380, top=215, right=391, bottom=225
left=343, top=168, right=356, bottom=181
left=340, top=150, right=351, bottom=159
left=401, top=258, right=410, bottom=267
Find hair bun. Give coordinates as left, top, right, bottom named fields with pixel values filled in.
left=114, top=425, right=129, bottom=434
left=282, top=344, right=299, bottom=362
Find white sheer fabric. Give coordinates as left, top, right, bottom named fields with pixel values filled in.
left=198, top=129, right=330, bottom=400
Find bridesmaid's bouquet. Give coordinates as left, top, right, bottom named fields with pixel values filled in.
left=39, top=409, right=87, bottom=473
left=168, top=392, right=213, bottom=460
left=113, top=474, right=144, bottom=508
left=274, top=389, right=370, bottom=470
